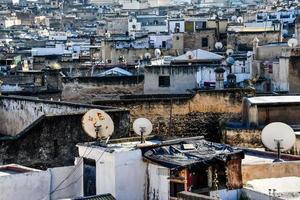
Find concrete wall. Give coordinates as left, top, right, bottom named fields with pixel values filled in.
left=115, top=150, right=147, bottom=200
left=144, top=66, right=198, bottom=94
left=0, top=165, right=82, bottom=200
left=49, top=166, right=83, bottom=199
left=0, top=170, right=51, bottom=200
left=242, top=161, right=300, bottom=183
left=78, top=145, right=147, bottom=200
left=0, top=96, right=124, bottom=136
left=147, top=163, right=169, bottom=200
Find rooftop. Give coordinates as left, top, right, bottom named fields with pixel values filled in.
left=141, top=137, right=244, bottom=169
left=0, top=164, right=38, bottom=177
left=246, top=177, right=300, bottom=200
left=246, top=96, right=300, bottom=105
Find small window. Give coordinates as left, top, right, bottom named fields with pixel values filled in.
left=202, top=38, right=208, bottom=47
left=176, top=36, right=180, bottom=40
left=159, top=76, right=170, bottom=87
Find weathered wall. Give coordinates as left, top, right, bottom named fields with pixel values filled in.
left=242, top=161, right=300, bottom=183
left=0, top=111, right=129, bottom=168
left=222, top=128, right=263, bottom=148
left=183, top=30, right=216, bottom=51
left=289, top=56, right=300, bottom=93
left=224, top=128, right=300, bottom=155
left=227, top=31, right=281, bottom=50
left=94, top=89, right=254, bottom=141
left=62, top=76, right=144, bottom=102
left=0, top=96, right=126, bottom=136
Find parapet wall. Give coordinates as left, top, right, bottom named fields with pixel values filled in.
left=0, top=95, right=128, bottom=136
left=93, top=89, right=255, bottom=139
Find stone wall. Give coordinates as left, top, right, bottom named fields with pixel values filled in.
left=61, top=76, right=144, bottom=102
left=222, top=128, right=263, bottom=148
left=0, top=109, right=130, bottom=169
left=93, top=89, right=254, bottom=141
left=227, top=31, right=281, bottom=50
left=183, top=30, right=216, bottom=51
left=242, top=161, right=300, bottom=184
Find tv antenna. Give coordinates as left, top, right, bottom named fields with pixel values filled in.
left=288, top=38, right=298, bottom=48
left=82, top=109, right=114, bottom=145
left=262, top=122, right=295, bottom=162
left=133, top=118, right=153, bottom=144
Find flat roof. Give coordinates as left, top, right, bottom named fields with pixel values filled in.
left=246, top=177, right=300, bottom=199
left=246, top=96, right=300, bottom=105
left=77, top=140, right=161, bottom=153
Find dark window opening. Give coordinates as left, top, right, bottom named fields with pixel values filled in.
left=170, top=182, right=184, bottom=197
left=202, top=38, right=208, bottom=47
left=84, top=158, right=96, bottom=196
left=162, top=41, right=166, bottom=48
left=159, top=76, right=170, bottom=87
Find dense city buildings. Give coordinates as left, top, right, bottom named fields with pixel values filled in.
left=1, top=0, right=300, bottom=199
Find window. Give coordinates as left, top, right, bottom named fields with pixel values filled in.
left=202, top=38, right=208, bottom=47
left=170, top=182, right=184, bottom=197
left=159, top=76, right=170, bottom=87
left=176, top=36, right=180, bottom=40
left=242, top=67, right=246, bottom=73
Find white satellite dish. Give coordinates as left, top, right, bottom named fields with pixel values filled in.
left=231, top=15, right=237, bottom=22
left=215, top=42, right=223, bottom=50
left=144, top=52, right=151, bottom=59
left=185, top=51, right=194, bottom=60
left=105, top=31, right=111, bottom=38
left=288, top=38, right=298, bottom=48
left=262, top=122, right=295, bottom=162
left=226, top=48, right=234, bottom=56
left=246, top=51, right=253, bottom=57
left=133, top=118, right=153, bottom=143
left=217, top=10, right=224, bottom=17
left=237, top=16, right=244, bottom=23
left=154, top=49, right=161, bottom=58
left=82, top=109, right=114, bottom=141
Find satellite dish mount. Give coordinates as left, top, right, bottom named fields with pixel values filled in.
left=133, top=118, right=153, bottom=144
left=262, top=122, right=295, bottom=163
left=82, top=109, right=114, bottom=146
